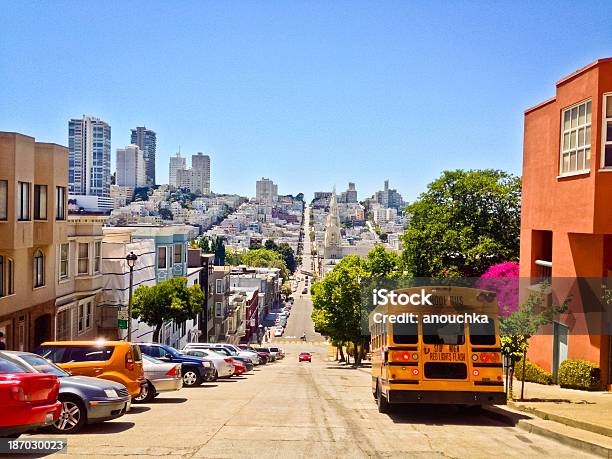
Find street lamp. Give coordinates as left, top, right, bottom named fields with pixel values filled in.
left=126, top=251, right=138, bottom=342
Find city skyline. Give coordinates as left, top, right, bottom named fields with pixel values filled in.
left=2, top=2, right=611, bottom=201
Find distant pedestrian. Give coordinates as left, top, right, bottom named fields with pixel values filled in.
left=0, top=332, right=6, bottom=350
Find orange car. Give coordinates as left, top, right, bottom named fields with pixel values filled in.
left=37, top=341, right=145, bottom=399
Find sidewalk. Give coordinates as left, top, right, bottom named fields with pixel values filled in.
left=504, top=379, right=612, bottom=456
left=508, top=379, right=612, bottom=436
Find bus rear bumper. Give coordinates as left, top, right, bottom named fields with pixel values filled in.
left=387, top=389, right=507, bottom=405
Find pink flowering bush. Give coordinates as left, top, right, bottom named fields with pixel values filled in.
left=476, top=262, right=519, bottom=316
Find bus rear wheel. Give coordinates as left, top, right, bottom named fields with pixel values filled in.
left=376, top=381, right=391, bottom=414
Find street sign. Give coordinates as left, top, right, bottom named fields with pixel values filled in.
left=118, top=309, right=129, bottom=330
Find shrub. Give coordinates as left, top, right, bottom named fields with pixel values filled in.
left=514, top=358, right=553, bottom=385
left=557, top=359, right=601, bottom=390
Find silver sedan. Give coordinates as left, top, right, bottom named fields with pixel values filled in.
left=134, top=354, right=183, bottom=403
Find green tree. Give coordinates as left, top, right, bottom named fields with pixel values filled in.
left=198, top=236, right=211, bottom=253
left=264, top=239, right=278, bottom=251
left=277, top=243, right=297, bottom=273
left=212, top=237, right=226, bottom=266
left=311, top=256, right=366, bottom=365
left=365, top=245, right=401, bottom=278
left=281, top=282, right=293, bottom=301
left=132, top=277, right=204, bottom=342
left=401, top=169, right=521, bottom=277
left=500, top=282, right=571, bottom=399
left=240, top=248, right=289, bottom=281
left=225, top=248, right=242, bottom=266
left=159, top=208, right=173, bottom=220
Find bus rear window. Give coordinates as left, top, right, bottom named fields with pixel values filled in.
left=392, top=322, right=418, bottom=344
left=422, top=322, right=465, bottom=345
left=469, top=319, right=496, bottom=345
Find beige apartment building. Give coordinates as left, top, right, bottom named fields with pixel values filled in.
left=0, top=132, right=68, bottom=351
left=54, top=215, right=106, bottom=341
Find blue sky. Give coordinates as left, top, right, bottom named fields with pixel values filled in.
left=1, top=1, right=611, bottom=201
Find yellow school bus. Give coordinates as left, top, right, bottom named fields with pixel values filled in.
left=369, top=286, right=506, bottom=413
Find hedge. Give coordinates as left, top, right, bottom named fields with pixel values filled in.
left=557, top=359, right=601, bottom=390
left=514, top=359, right=553, bottom=385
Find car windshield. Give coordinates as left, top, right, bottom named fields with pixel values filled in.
left=20, top=353, right=68, bottom=377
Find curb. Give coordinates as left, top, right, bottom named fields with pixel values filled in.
left=508, top=400, right=612, bottom=438
left=517, top=418, right=612, bottom=458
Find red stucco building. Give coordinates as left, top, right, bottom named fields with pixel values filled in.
left=520, top=58, right=612, bottom=389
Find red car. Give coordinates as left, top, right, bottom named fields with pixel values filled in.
left=0, top=357, right=62, bottom=438
left=298, top=352, right=312, bottom=362
left=232, top=359, right=246, bottom=376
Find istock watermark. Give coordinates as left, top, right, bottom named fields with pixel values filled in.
left=372, top=288, right=433, bottom=306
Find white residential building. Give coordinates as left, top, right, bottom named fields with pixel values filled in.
left=116, top=145, right=146, bottom=188
left=169, top=152, right=186, bottom=187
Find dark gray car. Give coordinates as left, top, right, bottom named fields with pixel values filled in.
left=0, top=351, right=131, bottom=434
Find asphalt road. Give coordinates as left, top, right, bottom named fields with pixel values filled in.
left=28, top=345, right=594, bottom=458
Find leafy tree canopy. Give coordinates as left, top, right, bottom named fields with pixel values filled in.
left=401, top=169, right=521, bottom=277
left=132, top=277, right=204, bottom=342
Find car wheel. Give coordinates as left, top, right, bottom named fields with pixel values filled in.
left=183, top=368, right=203, bottom=387
left=133, top=381, right=155, bottom=403
left=50, top=396, right=87, bottom=434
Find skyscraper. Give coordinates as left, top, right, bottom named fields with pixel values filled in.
left=130, top=126, right=156, bottom=186
left=255, top=177, right=278, bottom=204
left=191, top=152, right=210, bottom=194
left=116, top=145, right=146, bottom=187
left=169, top=152, right=186, bottom=187
left=68, top=115, right=111, bottom=197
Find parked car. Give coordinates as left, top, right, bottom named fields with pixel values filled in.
left=269, top=347, right=285, bottom=359
left=238, top=345, right=269, bottom=364
left=37, top=341, right=145, bottom=400
left=274, top=328, right=284, bottom=337
left=298, top=352, right=312, bottom=362
left=232, top=359, right=246, bottom=376
left=134, top=354, right=183, bottom=403
left=198, top=347, right=254, bottom=372
left=2, top=351, right=130, bottom=433
left=256, top=347, right=278, bottom=361
left=183, top=343, right=259, bottom=366
left=0, top=354, right=62, bottom=438
left=180, top=349, right=235, bottom=379
left=137, top=343, right=215, bottom=387
left=253, top=348, right=275, bottom=362
left=302, top=288, right=308, bottom=294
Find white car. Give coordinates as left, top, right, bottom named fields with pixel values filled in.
left=180, top=348, right=235, bottom=378
left=183, top=343, right=259, bottom=366
left=274, top=328, right=284, bottom=337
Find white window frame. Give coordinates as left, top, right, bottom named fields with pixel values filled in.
left=216, top=278, right=223, bottom=294
left=559, top=99, right=592, bottom=175
left=602, top=93, right=612, bottom=169
left=59, top=243, right=70, bottom=280
left=77, top=300, right=93, bottom=334
left=157, top=246, right=167, bottom=269
left=174, top=243, right=183, bottom=265
left=77, top=242, right=89, bottom=275
left=215, top=301, right=222, bottom=318
left=93, top=241, right=101, bottom=274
